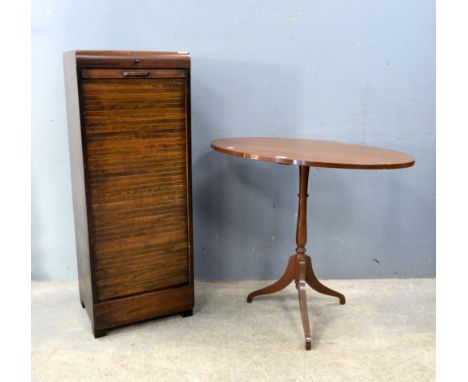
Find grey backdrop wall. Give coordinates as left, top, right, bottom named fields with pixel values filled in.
left=32, top=0, right=435, bottom=280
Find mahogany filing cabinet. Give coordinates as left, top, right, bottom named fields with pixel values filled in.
left=64, top=51, right=194, bottom=337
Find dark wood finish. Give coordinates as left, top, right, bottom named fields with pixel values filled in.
left=213, top=136, right=414, bottom=350
left=211, top=137, right=415, bottom=169
left=76, top=50, right=190, bottom=69
left=64, top=51, right=95, bottom=331
left=64, top=50, right=194, bottom=337
left=180, top=309, right=193, bottom=317
left=82, top=77, right=190, bottom=303
left=81, top=68, right=186, bottom=79
left=94, top=286, right=194, bottom=331
left=296, top=166, right=312, bottom=350
left=305, top=256, right=345, bottom=304
left=247, top=166, right=345, bottom=350
left=246, top=254, right=345, bottom=305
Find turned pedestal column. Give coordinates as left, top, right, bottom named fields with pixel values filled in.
left=246, top=166, right=345, bottom=350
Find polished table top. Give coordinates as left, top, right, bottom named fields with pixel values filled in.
left=211, top=137, right=415, bottom=169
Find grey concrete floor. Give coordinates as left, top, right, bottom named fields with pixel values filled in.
left=32, top=279, right=435, bottom=381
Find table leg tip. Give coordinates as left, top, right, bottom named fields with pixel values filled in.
left=305, top=341, right=312, bottom=350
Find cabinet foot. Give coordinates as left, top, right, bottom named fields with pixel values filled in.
left=180, top=309, right=193, bottom=317
left=93, top=329, right=107, bottom=338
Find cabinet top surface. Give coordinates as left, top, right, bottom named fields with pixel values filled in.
left=73, top=50, right=190, bottom=57
left=66, top=50, right=191, bottom=68
left=211, top=137, right=415, bottom=169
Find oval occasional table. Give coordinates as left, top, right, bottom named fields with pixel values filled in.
left=211, top=137, right=415, bottom=350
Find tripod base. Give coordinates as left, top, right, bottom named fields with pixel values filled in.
left=247, top=254, right=345, bottom=350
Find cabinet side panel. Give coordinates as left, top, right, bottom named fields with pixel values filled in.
left=185, top=68, right=194, bottom=289
left=63, top=51, right=95, bottom=325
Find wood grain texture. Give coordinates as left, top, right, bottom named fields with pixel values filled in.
left=81, top=69, right=186, bottom=79
left=82, top=77, right=189, bottom=302
left=215, top=137, right=414, bottom=350
left=211, top=137, right=415, bottom=169
left=76, top=50, right=190, bottom=69
left=94, top=286, right=194, bottom=331
left=245, top=166, right=346, bottom=350
left=64, top=51, right=193, bottom=337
